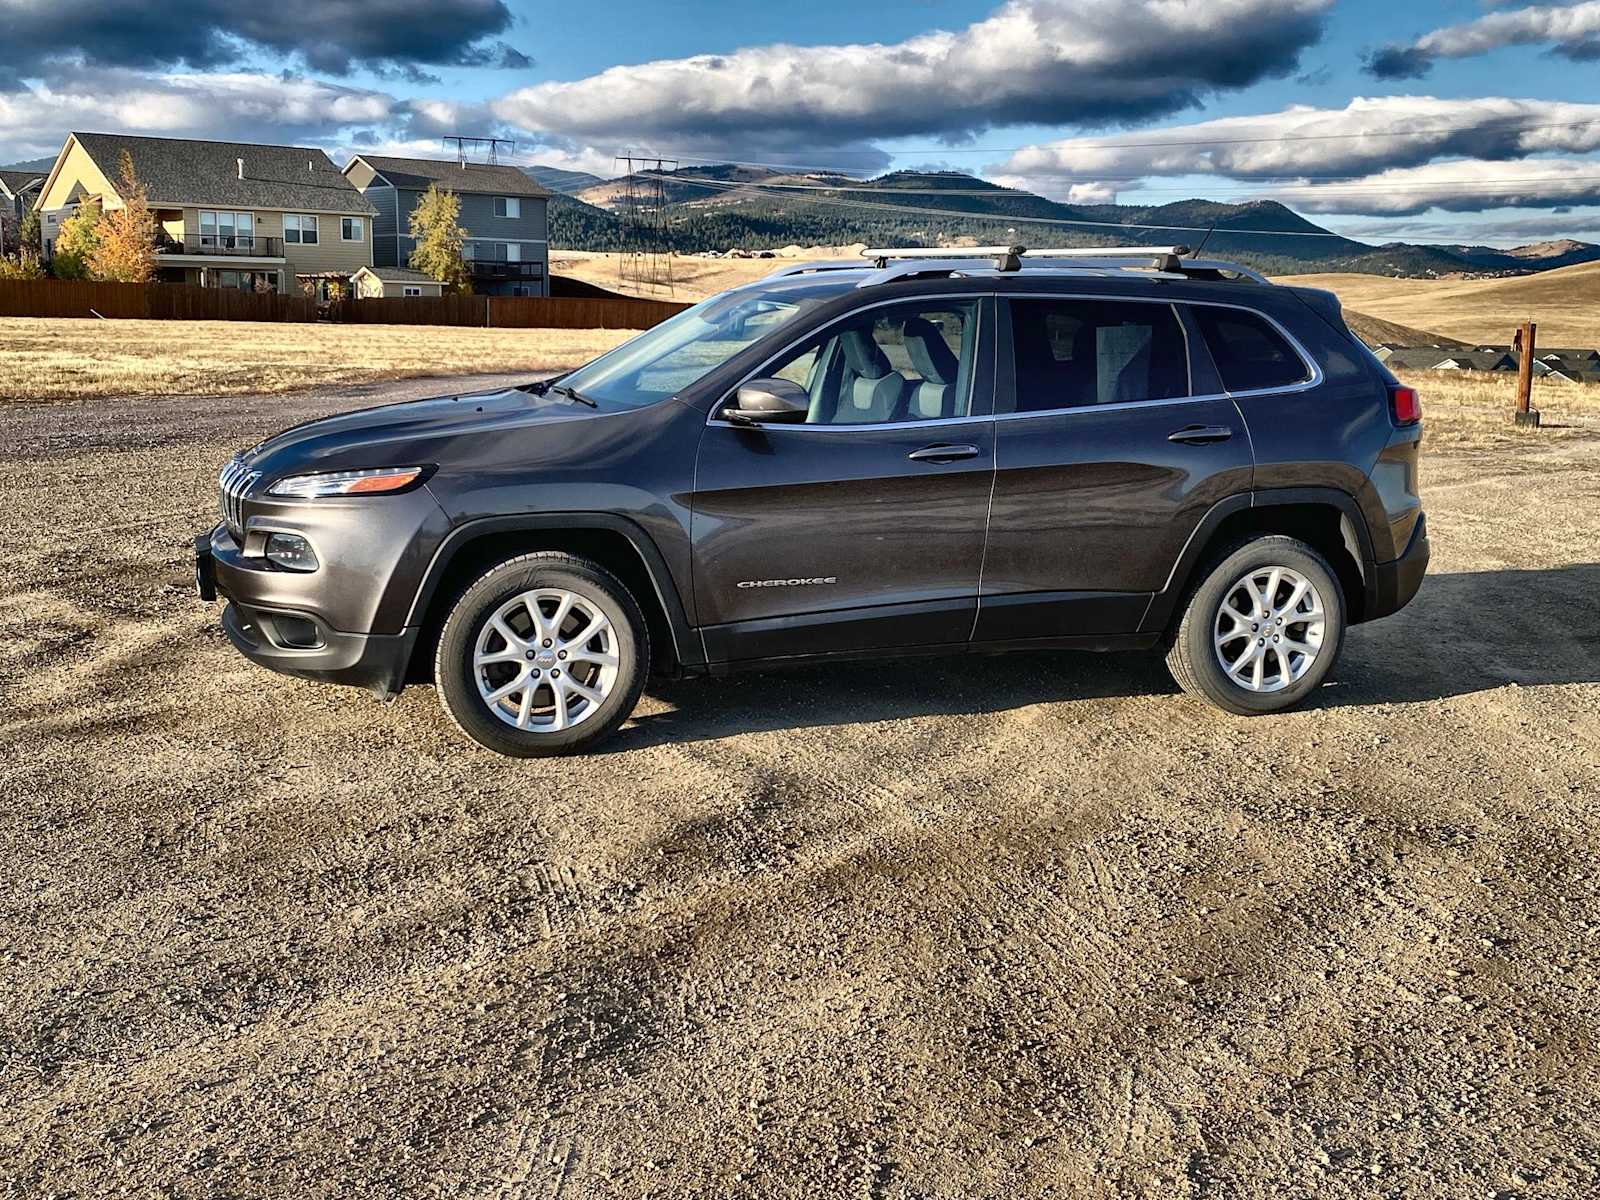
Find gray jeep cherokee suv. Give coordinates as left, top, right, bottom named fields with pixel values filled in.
left=195, top=245, right=1429, bottom=756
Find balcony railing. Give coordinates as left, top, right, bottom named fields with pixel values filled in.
left=467, top=261, right=545, bottom=280
left=157, top=235, right=285, bottom=258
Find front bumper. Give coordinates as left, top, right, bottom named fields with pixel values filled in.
left=197, top=525, right=419, bottom=699
left=1367, top=512, right=1430, bottom=621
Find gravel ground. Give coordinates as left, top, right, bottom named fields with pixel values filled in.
left=2, top=378, right=1598, bottom=1199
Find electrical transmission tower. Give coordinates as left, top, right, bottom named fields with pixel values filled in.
left=614, top=155, right=678, bottom=295
left=443, top=136, right=517, bottom=166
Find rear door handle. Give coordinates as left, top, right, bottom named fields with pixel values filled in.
left=1167, top=424, right=1234, bottom=445
left=908, top=443, right=981, bottom=463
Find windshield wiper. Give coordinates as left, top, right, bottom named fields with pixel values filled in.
left=550, top=384, right=598, bottom=408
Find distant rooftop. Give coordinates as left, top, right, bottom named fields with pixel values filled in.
left=0, top=169, right=43, bottom=198
left=350, top=155, right=550, bottom=199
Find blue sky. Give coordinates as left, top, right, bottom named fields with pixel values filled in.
left=6, top=0, right=1600, bottom=246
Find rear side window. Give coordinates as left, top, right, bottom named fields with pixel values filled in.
left=1191, top=306, right=1311, bottom=393
left=1008, top=299, right=1189, bottom=412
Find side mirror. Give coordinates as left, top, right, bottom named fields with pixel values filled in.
left=725, top=378, right=809, bottom=425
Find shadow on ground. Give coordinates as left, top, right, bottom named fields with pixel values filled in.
left=615, top=564, right=1600, bottom=747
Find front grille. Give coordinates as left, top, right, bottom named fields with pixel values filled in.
left=217, top=457, right=261, bottom=538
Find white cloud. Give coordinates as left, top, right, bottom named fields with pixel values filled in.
left=0, top=71, right=398, bottom=159
left=1267, top=158, right=1600, bottom=216
left=1367, top=2, right=1600, bottom=78
left=491, top=0, right=1331, bottom=156
left=993, top=96, right=1600, bottom=214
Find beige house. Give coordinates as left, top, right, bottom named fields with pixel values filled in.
left=351, top=266, right=444, bottom=298
left=33, top=132, right=376, bottom=295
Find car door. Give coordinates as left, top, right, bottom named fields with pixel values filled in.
left=974, top=294, right=1254, bottom=643
left=692, top=295, right=996, bottom=663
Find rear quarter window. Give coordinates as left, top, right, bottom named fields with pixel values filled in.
left=1192, top=306, right=1312, bottom=393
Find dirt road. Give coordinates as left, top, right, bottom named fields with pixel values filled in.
left=2, top=378, right=1597, bottom=1198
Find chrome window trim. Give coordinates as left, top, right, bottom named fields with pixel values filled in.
left=1179, top=298, right=1323, bottom=398
left=707, top=292, right=988, bottom=430
left=705, top=289, right=1323, bottom=431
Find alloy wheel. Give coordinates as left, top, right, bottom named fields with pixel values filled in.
left=473, top=588, right=621, bottom=731
left=1212, top=565, right=1327, bottom=693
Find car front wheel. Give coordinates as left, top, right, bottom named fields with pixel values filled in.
left=1166, top=535, right=1346, bottom=716
left=435, top=552, right=648, bottom=756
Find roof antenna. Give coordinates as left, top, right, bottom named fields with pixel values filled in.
left=1189, top=218, right=1221, bottom=259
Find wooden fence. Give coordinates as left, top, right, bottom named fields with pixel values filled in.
left=337, top=294, right=690, bottom=329
left=0, top=279, right=688, bottom=330
left=0, top=279, right=316, bottom=321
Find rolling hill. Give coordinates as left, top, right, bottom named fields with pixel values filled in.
left=1275, top=260, right=1600, bottom=346
left=552, top=164, right=1600, bottom=279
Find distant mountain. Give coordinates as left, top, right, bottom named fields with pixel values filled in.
left=554, top=164, right=1598, bottom=279
left=1, top=156, right=55, bottom=173
left=522, top=166, right=606, bottom=194
left=548, top=192, right=624, bottom=246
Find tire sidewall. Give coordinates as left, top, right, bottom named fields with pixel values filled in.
left=436, top=557, right=647, bottom=756
left=1182, top=538, right=1345, bottom=715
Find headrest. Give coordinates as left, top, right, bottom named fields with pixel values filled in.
left=901, top=317, right=959, bottom=385
left=840, top=328, right=892, bottom=379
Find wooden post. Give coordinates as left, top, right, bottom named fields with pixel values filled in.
left=1513, top=319, right=1540, bottom=427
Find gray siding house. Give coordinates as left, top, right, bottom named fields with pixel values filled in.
left=343, top=155, right=551, bottom=296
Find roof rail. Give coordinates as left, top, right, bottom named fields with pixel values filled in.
left=863, top=244, right=1026, bottom=270
left=762, top=244, right=1271, bottom=286
left=1024, top=245, right=1269, bottom=284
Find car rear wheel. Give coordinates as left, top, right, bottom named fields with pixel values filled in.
left=1166, top=535, right=1345, bottom=716
left=435, top=553, right=648, bottom=756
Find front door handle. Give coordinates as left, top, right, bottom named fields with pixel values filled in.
left=1167, top=424, right=1235, bottom=445
left=908, top=443, right=980, bottom=463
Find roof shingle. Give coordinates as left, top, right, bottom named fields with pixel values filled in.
left=69, top=132, right=375, bottom=215
left=0, top=169, right=43, bottom=199
left=351, top=155, right=550, bottom=198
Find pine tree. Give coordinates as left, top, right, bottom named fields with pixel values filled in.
left=408, top=184, right=471, bottom=294
left=0, top=209, right=45, bottom=278
left=52, top=197, right=102, bottom=279
left=90, top=151, right=158, bottom=283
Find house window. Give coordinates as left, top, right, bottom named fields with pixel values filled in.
left=506, top=242, right=521, bottom=263
left=341, top=217, right=363, bottom=242
left=200, top=210, right=255, bottom=249
left=403, top=286, right=422, bottom=297
left=284, top=214, right=319, bottom=245
left=461, top=241, right=476, bottom=260
left=494, top=196, right=521, bottom=218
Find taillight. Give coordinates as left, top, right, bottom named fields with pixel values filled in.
left=1389, top=384, right=1421, bottom=425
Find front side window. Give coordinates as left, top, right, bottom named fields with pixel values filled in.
left=750, top=301, right=980, bottom=425
left=341, top=217, right=362, bottom=241
left=1191, top=306, right=1310, bottom=393
left=284, top=214, right=319, bottom=245
left=1007, top=298, right=1189, bottom=413
left=495, top=196, right=521, bottom=218
left=555, top=282, right=838, bottom=411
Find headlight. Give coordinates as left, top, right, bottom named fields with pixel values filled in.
left=266, top=466, right=427, bottom=499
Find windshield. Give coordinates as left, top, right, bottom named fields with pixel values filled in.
left=555, top=280, right=842, bottom=409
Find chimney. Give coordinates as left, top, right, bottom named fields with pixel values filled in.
left=237, top=157, right=244, bottom=180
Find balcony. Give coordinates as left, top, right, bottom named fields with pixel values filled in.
left=467, top=261, right=545, bottom=281
left=157, top=234, right=285, bottom=258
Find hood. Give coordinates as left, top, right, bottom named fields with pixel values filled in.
left=241, top=385, right=608, bottom=478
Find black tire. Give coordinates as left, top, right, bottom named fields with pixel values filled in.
left=1165, top=535, right=1345, bottom=716
left=434, top=552, right=648, bottom=756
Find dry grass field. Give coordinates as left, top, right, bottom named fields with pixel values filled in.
left=0, top=318, right=634, bottom=403
left=552, top=247, right=850, bottom=299
left=1275, top=260, right=1600, bottom=347
left=1394, top=369, right=1600, bottom=449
